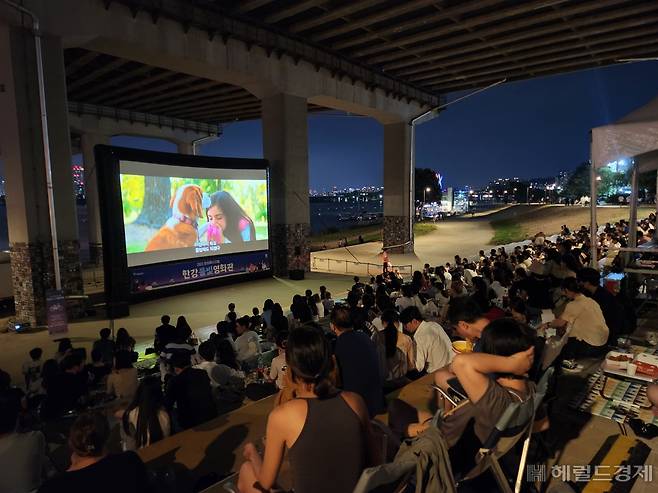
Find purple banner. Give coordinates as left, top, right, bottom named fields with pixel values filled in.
left=129, top=250, right=270, bottom=293
left=46, top=290, right=68, bottom=336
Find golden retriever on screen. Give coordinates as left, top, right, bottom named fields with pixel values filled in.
left=145, top=184, right=205, bottom=251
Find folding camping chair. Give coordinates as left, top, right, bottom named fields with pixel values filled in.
left=458, top=367, right=554, bottom=493
left=351, top=462, right=415, bottom=493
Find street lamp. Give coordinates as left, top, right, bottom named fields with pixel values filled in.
left=424, top=186, right=431, bottom=203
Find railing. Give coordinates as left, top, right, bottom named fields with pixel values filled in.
left=311, top=256, right=413, bottom=277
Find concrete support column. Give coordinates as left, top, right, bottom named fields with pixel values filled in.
left=261, top=93, right=310, bottom=276
left=81, top=133, right=110, bottom=265
left=383, top=122, right=414, bottom=254
left=628, top=165, right=639, bottom=248
left=0, top=22, right=82, bottom=325
left=177, top=141, right=194, bottom=155
left=655, top=171, right=658, bottom=240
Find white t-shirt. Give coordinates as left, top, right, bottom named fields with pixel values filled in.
left=413, top=321, right=453, bottom=373
left=490, top=281, right=508, bottom=300
left=370, top=317, right=384, bottom=332
left=235, top=330, right=261, bottom=362
left=443, top=271, right=453, bottom=289
left=269, top=353, right=287, bottom=390
left=193, top=360, right=221, bottom=388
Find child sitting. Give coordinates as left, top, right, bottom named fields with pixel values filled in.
left=269, top=331, right=288, bottom=390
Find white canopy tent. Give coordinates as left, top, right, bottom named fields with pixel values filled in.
left=590, top=95, right=658, bottom=266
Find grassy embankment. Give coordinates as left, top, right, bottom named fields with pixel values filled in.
left=309, top=221, right=438, bottom=251
left=490, top=205, right=654, bottom=244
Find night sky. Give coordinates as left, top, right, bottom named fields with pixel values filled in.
left=77, top=61, right=658, bottom=191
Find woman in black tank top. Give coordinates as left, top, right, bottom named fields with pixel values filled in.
left=237, top=327, right=379, bottom=493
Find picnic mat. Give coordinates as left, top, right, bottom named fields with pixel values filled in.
left=570, top=370, right=658, bottom=426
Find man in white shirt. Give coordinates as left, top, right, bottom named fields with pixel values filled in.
left=234, top=316, right=261, bottom=367
left=400, top=306, right=453, bottom=373
left=193, top=341, right=222, bottom=388
left=544, top=277, right=609, bottom=359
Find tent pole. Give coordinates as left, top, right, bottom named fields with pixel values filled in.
left=589, top=143, right=598, bottom=268
left=655, top=171, right=658, bottom=240
left=629, top=165, right=639, bottom=248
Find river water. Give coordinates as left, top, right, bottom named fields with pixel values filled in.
left=0, top=201, right=381, bottom=250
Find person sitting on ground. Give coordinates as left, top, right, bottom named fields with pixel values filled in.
left=250, top=307, right=263, bottom=333
left=115, top=328, right=136, bottom=353
left=214, top=338, right=246, bottom=390
left=193, top=341, right=223, bottom=388
left=331, top=305, right=384, bottom=417
left=86, top=348, right=111, bottom=389
left=119, top=376, right=170, bottom=451
left=106, top=351, right=138, bottom=402
left=322, top=292, right=335, bottom=318
left=160, top=329, right=197, bottom=380
left=270, top=303, right=289, bottom=337
left=372, top=309, right=415, bottom=386
left=23, top=347, right=44, bottom=400
left=37, top=412, right=150, bottom=493
left=164, top=353, right=217, bottom=430
left=389, top=318, right=536, bottom=477
left=92, top=329, right=115, bottom=367
left=235, top=316, right=262, bottom=369
left=54, top=339, right=73, bottom=363
left=449, top=276, right=468, bottom=299
left=237, top=327, right=380, bottom=493
left=470, top=276, right=493, bottom=313
left=395, top=283, right=421, bottom=313
left=399, top=306, right=453, bottom=374
left=352, top=276, right=365, bottom=293
left=577, top=267, right=623, bottom=346
left=225, top=303, right=238, bottom=322
left=542, top=277, right=609, bottom=360
left=262, top=299, right=274, bottom=334
left=268, top=331, right=289, bottom=391
left=175, top=316, right=192, bottom=343
left=509, top=298, right=529, bottom=325
left=312, top=293, right=324, bottom=319
left=434, top=298, right=490, bottom=394
left=154, top=315, right=176, bottom=354
left=42, top=354, right=88, bottom=418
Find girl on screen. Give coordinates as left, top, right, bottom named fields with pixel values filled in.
left=200, top=191, right=256, bottom=244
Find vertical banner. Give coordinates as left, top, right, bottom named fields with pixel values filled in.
left=46, top=289, right=68, bottom=337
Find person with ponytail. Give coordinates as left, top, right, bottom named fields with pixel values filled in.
left=119, top=376, right=170, bottom=451
left=237, top=327, right=379, bottom=493
left=372, top=309, right=415, bottom=384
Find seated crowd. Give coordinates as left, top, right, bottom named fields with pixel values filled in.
left=1, top=213, right=657, bottom=493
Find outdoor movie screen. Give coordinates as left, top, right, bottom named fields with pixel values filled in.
left=117, top=160, right=270, bottom=292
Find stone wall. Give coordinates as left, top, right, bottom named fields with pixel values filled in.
left=272, top=223, right=310, bottom=277
left=9, top=240, right=83, bottom=326
left=383, top=216, right=414, bottom=254
left=9, top=242, right=53, bottom=326
left=89, top=242, right=103, bottom=266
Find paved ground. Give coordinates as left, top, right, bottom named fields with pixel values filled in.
left=0, top=272, right=353, bottom=384
left=311, top=216, right=495, bottom=275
